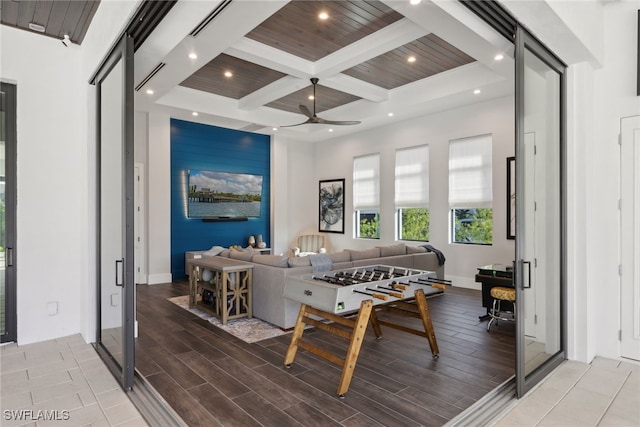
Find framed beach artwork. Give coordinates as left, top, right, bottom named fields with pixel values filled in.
left=319, top=179, right=345, bottom=233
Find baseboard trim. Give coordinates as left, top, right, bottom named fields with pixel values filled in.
left=147, top=273, right=172, bottom=285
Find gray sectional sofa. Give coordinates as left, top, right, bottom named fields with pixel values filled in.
left=208, top=243, right=444, bottom=329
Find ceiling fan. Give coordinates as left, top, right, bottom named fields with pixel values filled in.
left=281, top=78, right=361, bottom=127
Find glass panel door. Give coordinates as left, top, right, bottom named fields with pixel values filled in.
left=515, top=26, right=566, bottom=397
left=94, top=35, right=135, bottom=389
left=0, top=82, right=16, bottom=343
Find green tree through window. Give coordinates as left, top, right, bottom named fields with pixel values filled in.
left=399, top=208, right=429, bottom=241
left=452, top=208, right=493, bottom=244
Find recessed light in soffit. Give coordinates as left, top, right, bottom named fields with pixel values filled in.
left=342, top=34, right=476, bottom=90
left=244, top=0, right=404, bottom=62
left=180, top=53, right=286, bottom=99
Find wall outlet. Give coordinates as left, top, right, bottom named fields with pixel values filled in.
left=111, top=293, right=119, bottom=307
left=47, top=302, right=58, bottom=316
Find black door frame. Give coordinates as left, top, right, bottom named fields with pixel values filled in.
left=1, top=82, right=17, bottom=344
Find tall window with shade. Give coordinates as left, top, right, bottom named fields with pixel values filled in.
left=353, top=153, right=380, bottom=239
left=449, top=134, right=493, bottom=244
left=395, top=145, right=430, bottom=241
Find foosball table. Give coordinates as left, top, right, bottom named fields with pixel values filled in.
left=283, top=264, right=448, bottom=397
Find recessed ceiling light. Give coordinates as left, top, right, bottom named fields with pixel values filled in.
left=272, top=127, right=278, bottom=131
left=192, top=112, right=198, bottom=116
left=328, top=128, right=334, bottom=132
left=407, top=56, right=416, bottom=63
left=319, top=11, right=329, bottom=20
left=308, top=95, right=315, bottom=100
left=388, top=112, right=394, bottom=117
left=474, top=89, right=481, bottom=95
left=28, top=22, right=45, bottom=32
left=224, top=71, right=233, bottom=78
left=146, top=89, right=154, bottom=95
left=494, top=54, right=504, bottom=61
left=410, top=0, right=422, bottom=5
left=188, top=53, right=198, bottom=59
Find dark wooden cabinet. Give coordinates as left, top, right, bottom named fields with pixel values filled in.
left=475, top=264, right=514, bottom=320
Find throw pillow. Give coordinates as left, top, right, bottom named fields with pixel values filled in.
left=202, top=246, right=225, bottom=257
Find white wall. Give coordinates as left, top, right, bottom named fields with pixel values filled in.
left=284, top=96, right=516, bottom=288
left=0, top=0, right=139, bottom=345
left=588, top=0, right=640, bottom=361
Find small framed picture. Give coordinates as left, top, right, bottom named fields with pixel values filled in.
left=319, top=179, right=345, bottom=233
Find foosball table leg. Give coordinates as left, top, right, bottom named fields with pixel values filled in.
left=336, top=299, right=373, bottom=397
left=414, top=289, right=440, bottom=358
left=369, top=307, right=383, bottom=340
left=284, top=303, right=309, bottom=368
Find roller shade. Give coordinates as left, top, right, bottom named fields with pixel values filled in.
left=353, top=154, right=379, bottom=210
left=395, top=145, right=429, bottom=209
left=449, top=134, right=493, bottom=208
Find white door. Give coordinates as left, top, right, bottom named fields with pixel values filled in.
left=621, top=115, right=640, bottom=361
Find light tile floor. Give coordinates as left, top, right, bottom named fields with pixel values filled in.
left=2, top=335, right=638, bottom=427
left=492, top=357, right=640, bottom=427
left=1, top=334, right=148, bottom=427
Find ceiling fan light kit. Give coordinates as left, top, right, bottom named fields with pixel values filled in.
left=281, top=78, right=361, bottom=127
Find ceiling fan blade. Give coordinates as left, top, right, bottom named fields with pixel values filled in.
left=280, top=117, right=319, bottom=127
left=299, top=104, right=313, bottom=118
left=315, top=117, right=361, bottom=125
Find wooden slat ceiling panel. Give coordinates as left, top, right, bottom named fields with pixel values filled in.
left=245, top=0, right=403, bottom=62
left=266, top=84, right=361, bottom=114
left=342, top=34, right=476, bottom=90
left=0, top=0, right=99, bottom=44
left=180, top=53, right=287, bottom=100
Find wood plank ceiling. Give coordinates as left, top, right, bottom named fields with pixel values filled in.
left=178, top=0, right=476, bottom=118
left=0, top=0, right=100, bottom=45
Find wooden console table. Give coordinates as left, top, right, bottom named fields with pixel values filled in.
left=187, top=257, right=253, bottom=325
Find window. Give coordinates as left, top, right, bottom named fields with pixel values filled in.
left=395, top=145, right=429, bottom=241
left=353, top=154, right=380, bottom=239
left=449, top=135, right=493, bottom=244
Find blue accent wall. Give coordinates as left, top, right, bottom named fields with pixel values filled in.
left=170, top=119, right=271, bottom=278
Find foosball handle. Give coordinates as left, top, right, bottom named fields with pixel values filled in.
left=431, top=284, right=446, bottom=290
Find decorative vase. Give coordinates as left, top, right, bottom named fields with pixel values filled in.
left=248, top=235, right=256, bottom=248
left=258, top=241, right=267, bottom=249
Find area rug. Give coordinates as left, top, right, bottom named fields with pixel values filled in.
left=167, top=295, right=289, bottom=343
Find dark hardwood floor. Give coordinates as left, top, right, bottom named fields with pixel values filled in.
left=135, top=281, right=515, bottom=426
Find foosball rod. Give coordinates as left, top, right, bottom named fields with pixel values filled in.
left=406, top=279, right=447, bottom=290
left=366, top=287, right=403, bottom=299
left=353, top=289, right=388, bottom=300
left=417, top=277, right=452, bottom=285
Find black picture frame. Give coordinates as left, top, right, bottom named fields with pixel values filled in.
left=506, top=157, right=516, bottom=240
left=319, top=179, right=345, bottom=234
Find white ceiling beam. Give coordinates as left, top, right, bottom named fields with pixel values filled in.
left=314, top=18, right=428, bottom=77
left=321, top=74, right=388, bottom=102
left=136, top=1, right=289, bottom=101
left=238, top=75, right=308, bottom=110
left=225, top=37, right=314, bottom=78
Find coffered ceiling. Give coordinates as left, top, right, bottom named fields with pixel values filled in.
left=134, top=0, right=514, bottom=142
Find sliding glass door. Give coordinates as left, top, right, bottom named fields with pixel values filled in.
left=515, top=26, right=566, bottom=397
left=93, top=34, right=136, bottom=390
left=0, top=82, right=16, bottom=344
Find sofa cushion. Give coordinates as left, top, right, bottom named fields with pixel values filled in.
left=218, top=249, right=231, bottom=257
left=329, top=250, right=351, bottom=263
left=253, top=254, right=289, bottom=268
left=379, top=243, right=406, bottom=257
left=406, top=245, right=427, bottom=254
left=348, top=247, right=381, bottom=261
left=288, top=256, right=311, bottom=267
left=229, top=249, right=255, bottom=262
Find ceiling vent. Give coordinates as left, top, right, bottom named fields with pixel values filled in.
left=189, top=0, right=232, bottom=38
left=135, top=63, right=166, bottom=92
